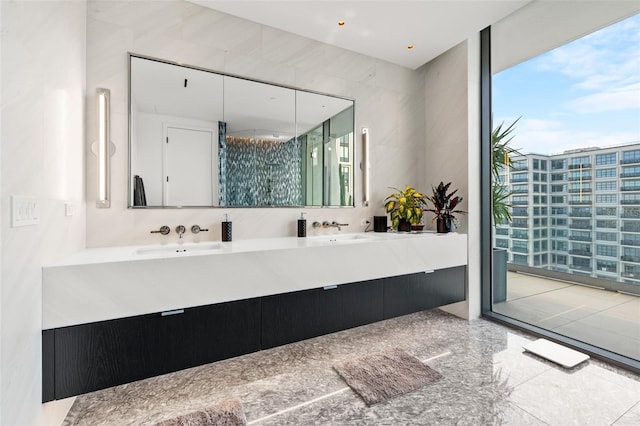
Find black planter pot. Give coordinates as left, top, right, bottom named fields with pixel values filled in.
left=436, top=217, right=451, bottom=233
left=397, top=219, right=412, bottom=232
left=492, top=248, right=508, bottom=303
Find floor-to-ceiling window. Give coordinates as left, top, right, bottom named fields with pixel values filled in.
left=484, top=11, right=640, bottom=370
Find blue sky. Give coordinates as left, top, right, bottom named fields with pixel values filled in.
left=493, top=13, right=640, bottom=155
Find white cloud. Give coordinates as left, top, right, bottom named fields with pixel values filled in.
left=569, top=83, right=640, bottom=113
left=535, top=13, right=640, bottom=113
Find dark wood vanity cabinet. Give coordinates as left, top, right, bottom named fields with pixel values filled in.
left=383, top=266, right=466, bottom=319
left=44, top=298, right=261, bottom=401
left=43, top=266, right=465, bottom=402
left=261, top=279, right=384, bottom=349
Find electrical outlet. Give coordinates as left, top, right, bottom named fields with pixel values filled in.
left=11, top=195, right=39, bottom=227
left=360, top=218, right=370, bottom=226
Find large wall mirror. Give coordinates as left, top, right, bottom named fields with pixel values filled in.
left=129, top=54, right=355, bottom=208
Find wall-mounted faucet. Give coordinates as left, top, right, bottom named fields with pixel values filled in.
left=322, top=221, right=349, bottom=231
left=191, top=225, right=209, bottom=234
left=175, top=225, right=186, bottom=239
left=150, top=226, right=170, bottom=235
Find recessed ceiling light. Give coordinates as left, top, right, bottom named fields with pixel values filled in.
left=407, top=45, right=414, bottom=50
left=338, top=21, right=345, bottom=27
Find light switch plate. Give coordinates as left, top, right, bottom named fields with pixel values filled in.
left=12, top=195, right=39, bottom=227
left=65, top=202, right=74, bottom=217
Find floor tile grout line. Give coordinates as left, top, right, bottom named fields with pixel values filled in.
left=609, top=399, right=640, bottom=425
left=508, top=401, right=551, bottom=426
left=537, top=304, right=588, bottom=323
left=246, top=351, right=452, bottom=425
left=498, top=284, right=575, bottom=303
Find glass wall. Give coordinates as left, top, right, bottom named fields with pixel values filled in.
left=489, top=12, right=640, bottom=364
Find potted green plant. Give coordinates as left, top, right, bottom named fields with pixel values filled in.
left=491, top=118, right=521, bottom=302
left=384, top=185, right=425, bottom=231
left=492, top=118, right=520, bottom=225
left=424, top=182, right=466, bottom=233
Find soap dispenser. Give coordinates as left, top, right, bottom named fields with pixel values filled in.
left=222, top=214, right=232, bottom=242
left=297, top=212, right=307, bottom=238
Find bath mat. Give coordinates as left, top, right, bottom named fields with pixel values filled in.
left=333, top=347, right=442, bottom=405
left=155, top=398, right=247, bottom=426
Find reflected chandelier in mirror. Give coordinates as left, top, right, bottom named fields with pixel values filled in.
left=128, top=54, right=355, bottom=208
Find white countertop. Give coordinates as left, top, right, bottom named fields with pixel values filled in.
left=43, top=232, right=467, bottom=329
left=46, top=231, right=440, bottom=266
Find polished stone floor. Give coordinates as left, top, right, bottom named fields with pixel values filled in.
left=494, top=272, right=640, bottom=361
left=56, top=310, right=640, bottom=425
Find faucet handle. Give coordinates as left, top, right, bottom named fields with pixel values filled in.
left=191, top=225, right=209, bottom=234
left=312, top=221, right=322, bottom=229
left=332, top=221, right=349, bottom=227
left=150, top=225, right=171, bottom=235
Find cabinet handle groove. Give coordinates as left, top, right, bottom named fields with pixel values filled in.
left=323, top=285, right=338, bottom=290
left=161, top=309, right=184, bottom=316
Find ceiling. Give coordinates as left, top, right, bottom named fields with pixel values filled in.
left=189, top=0, right=532, bottom=69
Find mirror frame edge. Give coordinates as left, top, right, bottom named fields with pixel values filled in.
left=127, top=52, right=356, bottom=209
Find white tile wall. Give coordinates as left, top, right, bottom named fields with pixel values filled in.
left=424, top=40, right=470, bottom=235
left=85, top=0, right=426, bottom=247
left=0, top=0, right=481, bottom=423
left=424, top=38, right=480, bottom=319
left=0, top=1, right=87, bottom=425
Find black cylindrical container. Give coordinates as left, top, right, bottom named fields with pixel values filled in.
left=297, top=212, right=307, bottom=237
left=373, top=216, right=388, bottom=232
left=298, top=219, right=306, bottom=237
left=222, top=221, right=232, bottom=241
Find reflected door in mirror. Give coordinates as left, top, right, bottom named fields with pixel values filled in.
left=164, top=126, right=217, bottom=206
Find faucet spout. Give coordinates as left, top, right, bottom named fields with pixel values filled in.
left=322, top=221, right=349, bottom=231
left=175, top=225, right=186, bottom=239
left=332, top=221, right=349, bottom=231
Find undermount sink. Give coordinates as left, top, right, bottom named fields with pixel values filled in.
left=307, top=233, right=379, bottom=245
left=135, top=242, right=223, bottom=256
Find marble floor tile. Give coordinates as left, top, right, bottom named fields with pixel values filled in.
left=613, top=402, right=640, bottom=425
left=510, top=363, right=640, bottom=426
left=63, top=310, right=639, bottom=426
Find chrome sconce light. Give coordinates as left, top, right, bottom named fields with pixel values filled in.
left=362, top=127, right=370, bottom=207
left=95, top=88, right=112, bottom=208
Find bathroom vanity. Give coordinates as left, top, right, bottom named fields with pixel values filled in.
left=42, top=232, right=467, bottom=401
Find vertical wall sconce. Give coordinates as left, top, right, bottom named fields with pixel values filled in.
left=362, top=127, right=370, bottom=207
left=96, top=88, right=111, bottom=208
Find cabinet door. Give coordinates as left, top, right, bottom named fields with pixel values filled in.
left=383, top=272, right=434, bottom=319
left=53, top=298, right=261, bottom=400
left=262, top=279, right=383, bottom=349
left=431, top=266, right=466, bottom=306
left=383, top=267, right=466, bottom=319
left=54, top=313, right=157, bottom=399
left=152, top=298, right=261, bottom=375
